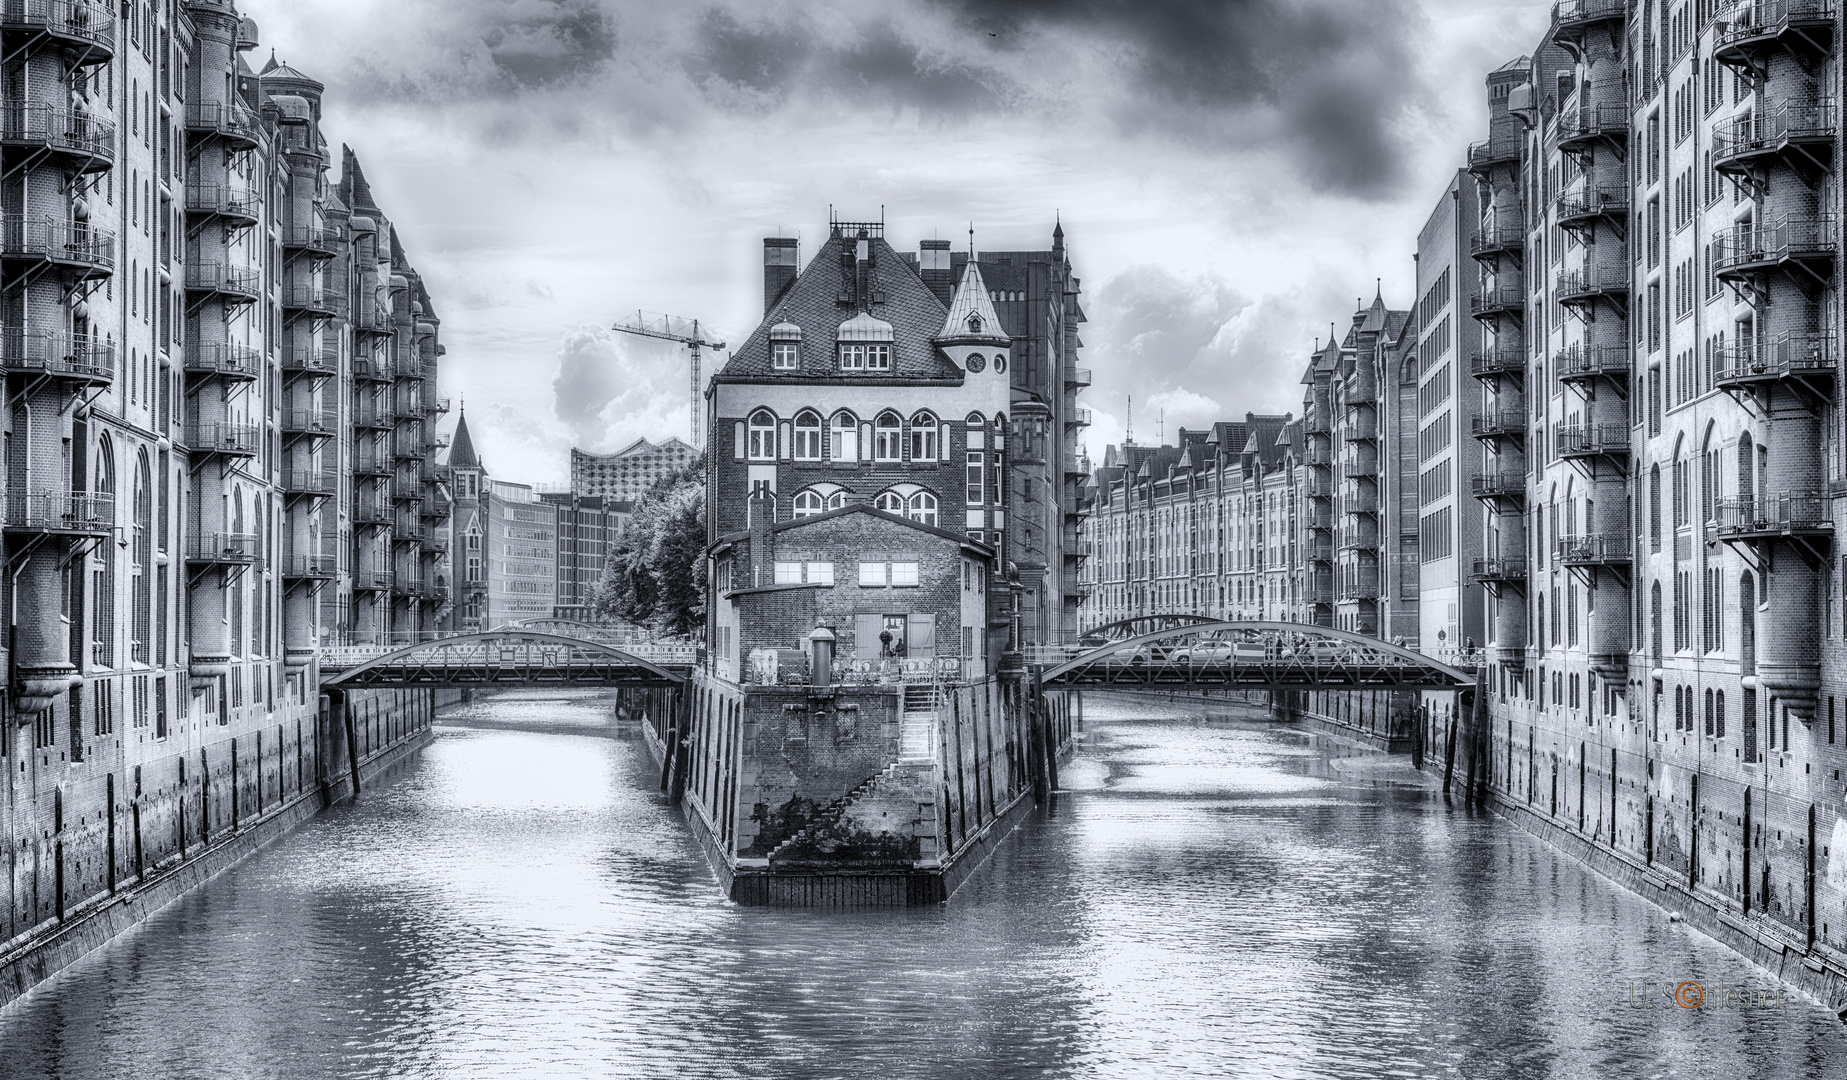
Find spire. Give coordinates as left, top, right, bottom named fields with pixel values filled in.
left=935, top=258, right=1009, bottom=346
left=448, top=409, right=479, bottom=470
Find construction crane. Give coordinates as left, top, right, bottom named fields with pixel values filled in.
left=611, top=312, right=726, bottom=448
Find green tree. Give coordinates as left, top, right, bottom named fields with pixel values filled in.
left=593, top=463, right=706, bottom=639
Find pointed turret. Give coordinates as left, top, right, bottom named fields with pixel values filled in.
left=935, top=260, right=1010, bottom=347
left=448, top=409, right=480, bottom=470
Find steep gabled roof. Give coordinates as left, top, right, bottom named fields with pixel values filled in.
left=718, top=232, right=961, bottom=381
left=936, top=260, right=1009, bottom=346
left=448, top=411, right=479, bottom=469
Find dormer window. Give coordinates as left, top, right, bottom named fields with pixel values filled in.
left=967, top=314, right=983, bottom=334
left=838, top=312, right=894, bottom=372
left=769, top=322, right=802, bottom=370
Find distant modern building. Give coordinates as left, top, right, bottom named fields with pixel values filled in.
left=570, top=437, right=698, bottom=503
left=541, top=491, right=629, bottom=621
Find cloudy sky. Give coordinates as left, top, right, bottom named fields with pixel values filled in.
left=258, top=0, right=1552, bottom=484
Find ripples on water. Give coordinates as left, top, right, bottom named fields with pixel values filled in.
left=2, top=689, right=1846, bottom=1080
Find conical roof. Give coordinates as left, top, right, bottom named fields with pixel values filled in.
left=935, top=260, right=1009, bottom=346
left=448, top=410, right=480, bottom=469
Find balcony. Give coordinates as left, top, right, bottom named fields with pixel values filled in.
left=1, top=215, right=113, bottom=278
left=392, top=477, right=426, bottom=504
left=281, top=408, right=334, bottom=440
left=1337, top=527, right=1378, bottom=553
left=283, top=470, right=335, bottom=498
left=353, top=449, right=392, bottom=477
left=0, top=102, right=114, bottom=171
left=1339, top=409, right=1378, bottom=443
left=185, top=342, right=261, bottom=382
left=1469, top=283, right=1525, bottom=320
left=394, top=356, right=425, bottom=381
left=352, top=303, right=395, bottom=338
left=186, top=531, right=257, bottom=568
left=282, top=554, right=337, bottom=581
left=1714, top=0, right=1836, bottom=67
left=1715, top=332, right=1835, bottom=399
left=1554, top=344, right=1630, bottom=389
left=353, top=406, right=394, bottom=431
left=185, top=262, right=260, bottom=304
left=1556, top=533, right=1631, bottom=568
left=1717, top=492, right=1833, bottom=541
left=282, top=336, right=338, bottom=378
left=183, top=100, right=260, bottom=149
left=1471, top=409, right=1526, bottom=442
left=1556, top=103, right=1629, bottom=155
left=1552, top=0, right=1628, bottom=34
left=426, top=396, right=452, bottom=416
left=1067, top=367, right=1092, bottom=388
left=1556, top=265, right=1629, bottom=311
left=353, top=499, right=393, bottom=527
left=1713, top=98, right=1836, bottom=178
left=4, top=490, right=112, bottom=534
left=1, top=330, right=112, bottom=383
left=354, top=355, right=394, bottom=383
left=1471, top=470, right=1528, bottom=503
left=1555, top=422, right=1629, bottom=463
left=351, top=569, right=393, bottom=593
left=1467, top=134, right=1522, bottom=176
left=184, top=183, right=261, bottom=225
left=282, top=224, right=339, bottom=258
left=185, top=421, right=260, bottom=458
left=1067, top=408, right=1092, bottom=427
left=1470, top=212, right=1525, bottom=262
left=1306, top=475, right=1335, bottom=499
left=1556, top=184, right=1629, bottom=233
left=1713, top=218, right=1837, bottom=287
left=0, top=0, right=118, bottom=63
left=1341, top=455, right=1378, bottom=479
left=1338, top=577, right=1381, bottom=603
left=1472, top=557, right=1528, bottom=585
left=1342, top=487, right=1380, bottom=515
left=1469, top=343, right=1526, bottom=381
left=282, top=282, right=339, bottom=318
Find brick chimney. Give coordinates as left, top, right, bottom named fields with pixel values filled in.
left=748, top=487, right=776, bottom=586
left=763, top=238, right=799, bottom=315
left=919, top=238, right=953, bottom=305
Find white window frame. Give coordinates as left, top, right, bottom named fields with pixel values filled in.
left=874, top=413, right=902, bottom=461
left=747, top=410, right=776, bottom=460
left=792, top=412, right=823, bottom=460
left=909, top=412, right=938, bottom=462
left=908, top=491, right=938, bottom=527
left=772, top=341, right=799, bottom=370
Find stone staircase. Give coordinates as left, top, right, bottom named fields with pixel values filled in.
left=767, top=683, right=943, bottom=863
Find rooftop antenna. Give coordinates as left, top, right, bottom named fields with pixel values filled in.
left=969, top=221, right=975, bottom=257
left=1159, top=409, right=1165, bottom=443
left=1126, top=395, right=1133, bottom=443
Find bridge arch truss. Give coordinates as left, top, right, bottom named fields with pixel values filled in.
left=320, top=631, right=687, bottom=690
left=1038, top=620, right=1476, bottom=691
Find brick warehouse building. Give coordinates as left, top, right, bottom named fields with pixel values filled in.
left=660, top=214, right=1084, bottom=904
left=0, top=1, right=454, bottom=951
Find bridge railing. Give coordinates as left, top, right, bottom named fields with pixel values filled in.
left=317, top=634, right=698, bottom=670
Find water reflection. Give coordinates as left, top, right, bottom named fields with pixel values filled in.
left=1, top=690, right=1843, bottom=1080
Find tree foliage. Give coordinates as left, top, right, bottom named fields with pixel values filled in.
left=594, top=464, right=706, bottom=639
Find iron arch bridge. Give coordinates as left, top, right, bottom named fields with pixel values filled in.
left=319, top=631, right=690, bottom=690
left=1036, top=620, right=1476, bottom=691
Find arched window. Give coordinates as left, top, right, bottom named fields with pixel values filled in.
left=1738, top=437, right=1754, bottom=500
left=909, top=412, right=938, bottom=461
left=825, top=491, right=848, bottom=510
left=132, top=451, right=150, bottom=663
left=792, top=410, right=822, bottom=460
left=230, top=486, right=245, bottom=659
left=748, top=409, right=776, bottom=460
left=93, top=439, right=116, bottom=667
left=830, top=411, right=858, bottom=461
left=874, top=411, right=902, bottom=461
left=874, top=491, right=905, bottom=515
left=908, top=490, right=939, bottom=526
left=792, top=490, right=825, bottom=518
left=1648, top=465, right=1661, bottom=551
left=965, top=411, right=984, bottom=426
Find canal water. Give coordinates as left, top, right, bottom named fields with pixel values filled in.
left=3, top=689, right=1847, bottom=1080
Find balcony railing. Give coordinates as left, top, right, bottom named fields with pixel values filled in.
left=1556, top=265, right=1629, bottom=304
left=1471, top=471, right=1527, bottom=499
left=282, top=336, right=337, bottom=376
left=354, top=449, right=392, bottom=476
left=0, top=330, right=113, bottom=382
left=282, top=225, right=338, bottom=254
left=183, top=100, right=260, bottom=145
left=185, top=421, right=260, bottom=456
left=1337, top=528, right=1378, bottom=551
left=0, top=0, right=118, bottom=56
left=282, top=283, right=339, bottom=315
left=1556, top=102, right=1629, bottom=147
left=282, top=408, right=334, bottom=437
left=1342, top=487, right=1380, bottom=514
left=1715, top=0, right=1837, bottom=57
left=1713, top=98, right=1837, bottom=168
left=1553, top=0, right=1628, bottom=28
left=1554, top=344, right=1629, bottom=382
left=353, top=406, right=394, bottom=430
left=351, top=568, right=393, bottom=592
left=283, top=554, right=337, bottom=579
left=1469, top=344, right=1526, bottom=379
left=1470, top=284, right=1526, bottom=318
left=0, top=102, right=114, bottom=167
left=1556, top=533, right=1631, bottom=566
left=184, top=183, right=261, bottom=221
left=1470, top=212, right=1525, bottom=259
left=5, top=490, right=113, bottom=533
left=1339, top=410, right=1378, bottom=442
left=352, top=304, right=394, bottom=335
left=1555, top=422, right=1629, bottom=457
left=353, top=356, right=394, bottom=382
left=1068, top=408, right=1092, bottom=426
left=1719, top=333, right=1837, bottom=395
left=353, top=500, right=393, bottom=526
left=1, top=215, right=114, bottom=274
left=1467, top=134, right=1522, bottom=173
left=1067, top=367, right=1092, bottom=387
left=186, top=532, right=257, bottom=566
left=426, top=396, right=452, bottom=415
left=1472, top=556, right=1528, bottom=582
left=283, top=470, right=335, bottom=497
left=1556, top=184, right=1629, bottom=227
left=1716, top=493, right=1833, bottom=537
left=1714, top=218, right=1839, bottom=279
left=1338, top=578, right=1381, bottom=602
left=185, top=262, right=261, bottom=302
left=1471, top=409, right=1526, bottom=439
left=185, top=342, right=261, bottom=380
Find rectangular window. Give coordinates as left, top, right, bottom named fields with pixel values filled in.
left=966, top=452, right=983, bottom=505
left=771, top=342, right=798, bottom=369
left=807, top=562, right=835, bottom=586
left=774, top=561, right=803, bottom=585
left=866, top=344, right=891, bottom=371
left=839, top=344, right=866, bottom=371
left=858, top=561, right=886, bottom=587
left=890, top=561, right=920, bottom=587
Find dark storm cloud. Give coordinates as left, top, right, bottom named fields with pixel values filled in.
left=687, top=9, right=1006, bottom=115
left=936, top=0, right=1426, bottom=196
left=483, top=0, right=617, bottom=87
